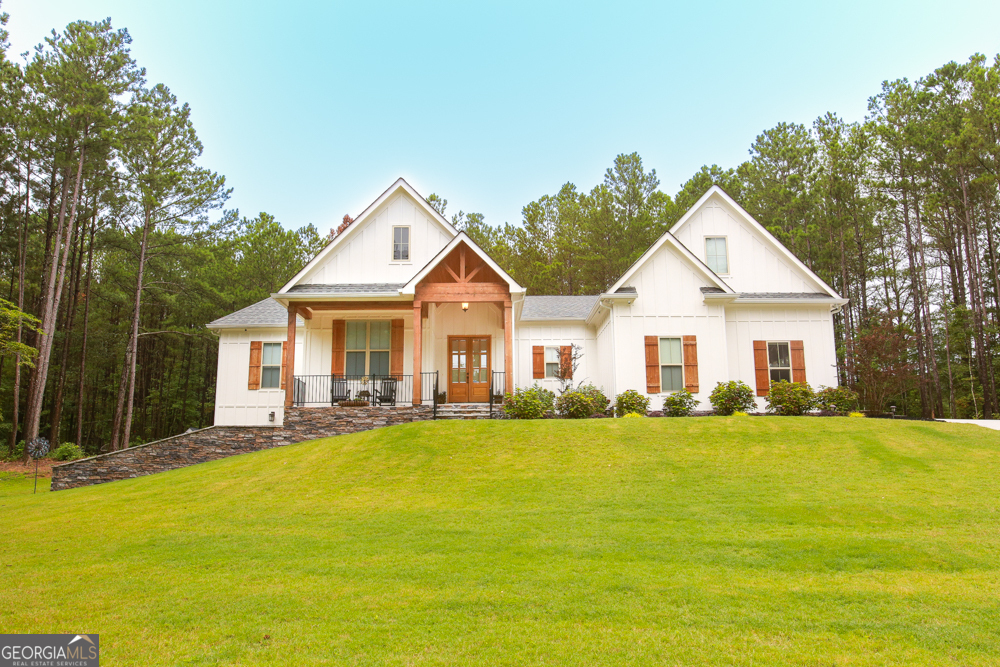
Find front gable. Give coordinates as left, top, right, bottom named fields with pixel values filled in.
left=670, top=187, right=839, bottom=296
left=279, top=178, right=456, bottom=292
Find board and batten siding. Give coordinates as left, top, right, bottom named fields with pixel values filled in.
left=298, top=191, right=452, bottom=285
left=214, top=327, right=303, bottom=426
left=725, top=305, right=838, bottom=411
left=514, top=321, right=598, bottom=393
left=297, top=311, right=416, bottom=378
left=671, top=195, right=825, bottom=294
left=610, top=241, right=728, bottom=410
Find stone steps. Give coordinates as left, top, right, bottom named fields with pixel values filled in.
left=435, top=404, right=495, bottom=420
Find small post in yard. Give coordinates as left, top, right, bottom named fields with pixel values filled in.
left=27, top=437, right=50, bottom=493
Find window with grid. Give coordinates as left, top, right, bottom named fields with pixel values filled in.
left=345, top=321, right=391, bottom=376
left=705, top=237, right=728, bottom=274
left=544, top=346, right=560, bottom=378
left=768, top=342, right=791, bottom=383
left=393, top=226, right=410, bottom=261
left=659, top=337, right=683, bottom=391
left=261, top=342, right=282, bottom=388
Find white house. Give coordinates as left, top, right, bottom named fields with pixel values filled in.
left=206, top=178, right=847, bottom=424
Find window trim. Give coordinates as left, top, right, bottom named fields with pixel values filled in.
left=704, top=235, right=730, bottom=276
left=345, top=320, right=392, bottom=376
left=391, top=225, right=411, bottom=264
left=544, top=346, right=561, bottom=378
left=260, top=341, right=283, bottom=389
left=658, top=336, right=684, bottom=393
left=767, top=340, right=792, bottom=384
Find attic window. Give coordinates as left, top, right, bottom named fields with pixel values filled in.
left=393, top=226, right=410, bottom=261
left=705, top=237, right=728, bottom=274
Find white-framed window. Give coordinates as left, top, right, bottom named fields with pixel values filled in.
left=768, top=341, right=791, bottom=383
left=658, top=337, right=683, bottom=392
left=345, top=321, right=391, bottom=376
left=544, top=346, right=560, bottom=378
left=392, top=226, right=410, bottom=262
left=261, top=342, right=282, bottom=388
left=705, top=236, right=728, bottom=274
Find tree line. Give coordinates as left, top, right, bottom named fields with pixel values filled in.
left=0, top=12, right=324, bottom=460
left=434, top=54, right=1000, bottom=421
left=0, top=11, right=997, bottom=463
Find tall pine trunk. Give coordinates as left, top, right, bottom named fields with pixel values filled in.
left=22, top=142, right=86, bottom=459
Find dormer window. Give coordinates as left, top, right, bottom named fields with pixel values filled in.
left=393, top=226, right=410, bottom=261
left=705, top=236, right=728, bottom=274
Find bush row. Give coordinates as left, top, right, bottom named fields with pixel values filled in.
left=501, top=381, right=859, bottom=419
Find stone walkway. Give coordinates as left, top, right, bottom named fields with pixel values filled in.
left=939, top=419, right=1000, bottom=431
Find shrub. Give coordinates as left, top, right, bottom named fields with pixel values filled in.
left=732, top=411, right=749, bottom=417
left=709, top=380, right=756, bottom=415
left=814, top=385, right=859, bottom=415
left=575, top=384, right=610, bottom=415
left=765, top=381, right=816, bottom=416
left=849, top=411, right=866, bottom=418
left=555, top=383, right=609, bottom=419
left=51, top=443, right=84, bottom=461
left=615, top=389, right=650, bottom=417
left=622, top=411, right=645, bottom=419
left=662, top=389, right=698, bottom=417
left=502, top=385, right=556, bottom=420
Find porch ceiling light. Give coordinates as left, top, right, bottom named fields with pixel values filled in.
left=462, top=302, right=469, bottom=312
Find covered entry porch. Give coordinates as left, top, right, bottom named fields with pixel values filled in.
left=278, top=235, right=521, bottom=408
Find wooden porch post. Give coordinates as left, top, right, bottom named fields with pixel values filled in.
left=284, top=306, right=296, bottom=408
left=412, top=300, right=422, bottom=405
left=504, top=301, right=513, bottom=395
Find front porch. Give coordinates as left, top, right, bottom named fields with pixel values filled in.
left=279, top=238, right=518, bottom=409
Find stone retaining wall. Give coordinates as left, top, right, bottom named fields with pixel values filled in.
left=50, top=405, right=434, bottom=491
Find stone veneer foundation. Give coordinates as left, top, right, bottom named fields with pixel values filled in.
left=50, top=405, right=434, bottom=491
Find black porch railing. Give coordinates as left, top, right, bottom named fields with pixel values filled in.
left=489, top=371, right=507, bottom=418
left=292, top=372, right=439, bottom=408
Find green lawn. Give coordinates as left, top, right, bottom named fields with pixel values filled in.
left=2, top=418, right=999, bottom=665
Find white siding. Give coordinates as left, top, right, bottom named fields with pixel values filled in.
left=672, top=195, right=825, bottom=294
left=213, top=327, right=302, bottom=426
left=725, top=305, right=839, bottom=411
left=514, top=321, right=598, bottom=393
left=594, top=309, right=615, bottom=397
left=612, top=242, right=728, bottom=410
left=299, top=191, right=452, bottom=285
left=299, top=310, right=417, bottom=377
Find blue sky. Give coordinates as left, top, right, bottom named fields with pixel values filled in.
left=6, top=1, right=1000, bottom=233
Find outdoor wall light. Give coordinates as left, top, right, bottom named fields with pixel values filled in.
left=268, top=411, right=275, bottom=422
left=461, top=302, right=469, bottom=312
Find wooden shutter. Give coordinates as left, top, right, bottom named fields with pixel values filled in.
left=559, top=345, right=573, bottom=380
left=280, top=341, right=288, bottom=390
left=753, top=340, right=769, bottom=396
left=248, top=341, right=262, bottom=390
left=790, top=340, right=806, bottom=383
left=682, top=335, right=699, bottom=393
left=390, top=319, right=404, bottom=376
left=331, top=320, right=346, bottom=376
left=644, top=336, right=660, bottom=393
left=532, top=345, right=544, bottom=379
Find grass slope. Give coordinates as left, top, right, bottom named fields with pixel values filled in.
left=2, top=418, right=999, bottom=665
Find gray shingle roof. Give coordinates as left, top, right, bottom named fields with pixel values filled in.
left=738, top=292, right=832, bottom=299
left=700, top=286, right=726, bottom=294
left=614, top=286, right=637, bottom=294
left=285, top=283, right=404, bottom=294
left=207, top=298, right=293, bottom=329
left=521, top=295, right=600, bottom=320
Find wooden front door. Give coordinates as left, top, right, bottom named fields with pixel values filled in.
left=448, top=336, right=491, bottom=403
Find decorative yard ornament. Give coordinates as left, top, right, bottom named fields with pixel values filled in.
left=27, top=437, right=50, bottom=494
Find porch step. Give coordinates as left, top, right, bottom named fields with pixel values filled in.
left=435, top=403, right=494, bottom=420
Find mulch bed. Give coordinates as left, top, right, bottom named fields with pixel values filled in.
left=0, top=459, right=55, bottom=478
